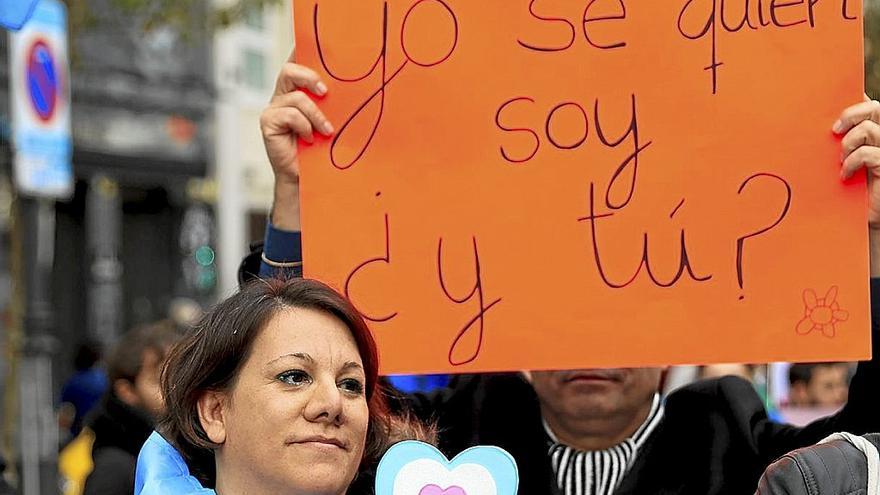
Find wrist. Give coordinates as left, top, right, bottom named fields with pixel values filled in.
left=275, top=173, right=299, bottom=188
left=271, top=179, right=301, bottom=231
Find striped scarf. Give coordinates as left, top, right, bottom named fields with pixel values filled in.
left=546, top=394, right=664, bottom=495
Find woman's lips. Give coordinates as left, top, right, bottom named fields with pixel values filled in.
left=289, top=435, right=348, bottom=450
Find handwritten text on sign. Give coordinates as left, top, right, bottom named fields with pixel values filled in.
left=295, top=0, right=870, bottom=374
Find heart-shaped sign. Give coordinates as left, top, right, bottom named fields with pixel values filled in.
left=0, top=0, right=39, bottom=30
left=375, top=441, right=518, bottom=495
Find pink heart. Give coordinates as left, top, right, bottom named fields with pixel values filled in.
left=418, top=484, right=467, bottom=495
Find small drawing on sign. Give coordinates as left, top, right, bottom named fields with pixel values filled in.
left=796, top=286, right=849, bottom=338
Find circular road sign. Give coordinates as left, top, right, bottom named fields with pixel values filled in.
left=25, top=39, right=60, bottom=123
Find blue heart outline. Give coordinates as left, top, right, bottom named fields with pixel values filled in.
left=375, top=440, right=519, bottom=495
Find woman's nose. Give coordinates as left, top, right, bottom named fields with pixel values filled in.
left=303, top=378, right=344, bottom=423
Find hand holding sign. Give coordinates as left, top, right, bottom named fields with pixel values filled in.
left=260, top=51, right=333, bottom=185
left=287, top=0, right=870, bottom=374
left=260, top=51, right=336, bottom=231
left=835, top=99, right=880, bottom=228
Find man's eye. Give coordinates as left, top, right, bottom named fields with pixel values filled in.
left=339, top=378, right=364, bottom=395
left=277, top=370, right=311, bottom=386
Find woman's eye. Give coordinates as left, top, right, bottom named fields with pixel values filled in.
left=277, top=370, right=311, bottom=386
left=339, top=378, right=364, bottom=395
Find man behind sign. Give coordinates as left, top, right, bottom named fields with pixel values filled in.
left=239, top=55, right=880, bottom=494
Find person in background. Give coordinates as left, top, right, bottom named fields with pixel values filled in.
left=59, top=340, right=109, bottom=440
left=788, top=362, right=851, bottom=408
left=60, top=321, right=182, bottom=495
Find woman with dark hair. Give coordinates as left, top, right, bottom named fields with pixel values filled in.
left=135, top=277, right=432, bottom=495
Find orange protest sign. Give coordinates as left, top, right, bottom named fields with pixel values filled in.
left=293, top=0, right=870, bottom=374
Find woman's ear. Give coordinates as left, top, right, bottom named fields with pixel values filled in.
left=197, top=391, right=228, bottom=444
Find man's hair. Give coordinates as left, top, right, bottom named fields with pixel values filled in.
left=107, top=321, right=183, bottom=384
left=788, top=362, right=848, bottom=386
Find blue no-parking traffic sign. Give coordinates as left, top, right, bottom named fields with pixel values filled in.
left=26, top=39, right=59, bottom=123
left=9, top=0, right=72, bottom=199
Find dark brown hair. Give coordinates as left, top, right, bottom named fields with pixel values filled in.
left=108, top=320, right=182, bottom=384
left=158, top=277, right=430, bottom=487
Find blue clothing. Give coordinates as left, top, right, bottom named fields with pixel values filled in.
left=60, top=367, right=109, bottom=436
left=134, top=432, right=214, bottom=495
left=258, top=222, right=302, bottom=279
left=387, top=374, right=451, bottom=394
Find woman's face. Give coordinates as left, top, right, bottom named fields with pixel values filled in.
left=209, top=307, right=369, bottom=495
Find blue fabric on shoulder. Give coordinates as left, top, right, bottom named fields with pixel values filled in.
left=135, top=431, right=214, bottom=495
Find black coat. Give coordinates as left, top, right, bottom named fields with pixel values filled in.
left=756, top=433, right=880, bottom=494
left=83, top=394, right=155, bottom=495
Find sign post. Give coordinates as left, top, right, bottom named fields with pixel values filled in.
left=6, top=2, right=69, bottom=493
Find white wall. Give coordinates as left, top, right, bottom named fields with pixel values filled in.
left=213, top=2, right=293, bottom=296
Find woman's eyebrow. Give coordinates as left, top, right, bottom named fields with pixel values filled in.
left=341, top=361, right=364, bottom=372
left=265, top=352, right=314, bottom=368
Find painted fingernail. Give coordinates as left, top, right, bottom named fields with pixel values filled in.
left=832, top=120, right=844, bottom=133
left=315, top=81, right=328, bottom=95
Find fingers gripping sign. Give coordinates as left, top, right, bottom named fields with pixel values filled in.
left=260, top=50, right=335, bottom=184
left=834, top=99, right=880, bottom=228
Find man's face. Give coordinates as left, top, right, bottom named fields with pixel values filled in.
left=529, top=368, right=663, bottom=422
left=132, top=348, right=167, bottom=418
left=806, top=365, right=849, bottom=408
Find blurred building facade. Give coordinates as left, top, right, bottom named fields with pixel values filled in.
left=52, top=1, right=214, bottom=379
left=1, top=2, right=219, bottom=491
left=214, top=1, right=293, bottom=297
left=2, top=0, right=294, bottom=470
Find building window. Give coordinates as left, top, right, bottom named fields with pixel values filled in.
left=242, top=49, right=266, bottom=90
